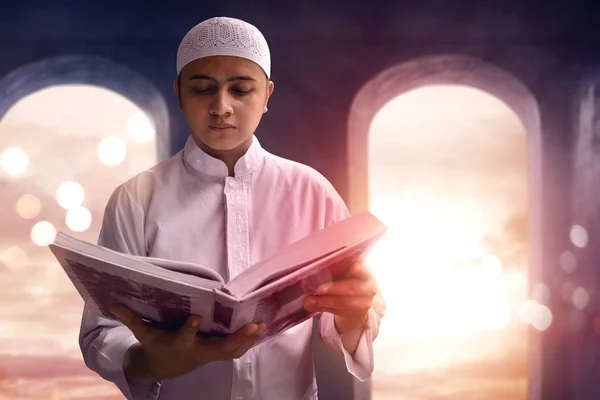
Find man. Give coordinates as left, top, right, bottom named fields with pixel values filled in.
left=79, top=16, right=384, bottom=400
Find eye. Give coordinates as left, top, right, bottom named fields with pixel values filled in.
left=193, top=86, right=216, bottom=94
left=232, top=88, right=252, bottom=96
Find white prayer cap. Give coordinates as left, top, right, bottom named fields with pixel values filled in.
left=176, top=17, right=271, bottom=78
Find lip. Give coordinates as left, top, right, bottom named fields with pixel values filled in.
left=209, top=125, right=236, bottom=131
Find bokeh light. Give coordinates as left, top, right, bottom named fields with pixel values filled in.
left=530, top=304, right=552, bottom=331
left=16, top=194, right=41, bottom=219
left=31, top=221, right=57, bottom=246
left=570, top=225, right=588, bottom=248
left=0, top=146, right=29, bottom=176
left=572, top=287, right=590, bottom=310
left=126, top=110, right=156, bottom=143
left=559, top=250, right=577, bottom=273
left=66, top=206, right=92, bottom=232
left=97, top=137, right=127, bottom=166
left=56, top=181, right=85, bottom=210
left=1, top=246, right=28, bottom=271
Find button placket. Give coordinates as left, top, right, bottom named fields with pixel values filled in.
left=224, top=177, right=250, bottom=281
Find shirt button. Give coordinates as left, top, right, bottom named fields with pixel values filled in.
left=228, top=180, right=236, bottom=187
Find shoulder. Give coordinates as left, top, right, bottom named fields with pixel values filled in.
left=261, top=151, right=345, bottom=207
left=262, top=151, right=339, bottom=197
left=107, top=150, right=185, bottom=207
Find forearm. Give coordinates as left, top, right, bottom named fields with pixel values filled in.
left=334, top=314, right=368, bottom=356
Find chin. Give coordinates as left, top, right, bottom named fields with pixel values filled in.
left=196, top=133, right=252, bottom=152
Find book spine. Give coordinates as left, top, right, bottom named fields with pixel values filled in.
left=211, top=289, right=246, bottom=335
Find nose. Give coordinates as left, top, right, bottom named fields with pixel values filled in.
left=209, top=89, right=233, bottom=116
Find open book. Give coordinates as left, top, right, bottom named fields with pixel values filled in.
left=48, top=212, right=387, bottom=345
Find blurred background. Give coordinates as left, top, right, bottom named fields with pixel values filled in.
left=2, top=1, right=600, bottom=399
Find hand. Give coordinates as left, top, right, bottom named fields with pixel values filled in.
left=110, top=304, right=266, bottom=383
left=303, top=261, right=379, bottom=335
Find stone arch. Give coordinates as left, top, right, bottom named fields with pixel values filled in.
left=346, top=54, right=543, bottom=400
left=0, top=54, right=170, bottom=160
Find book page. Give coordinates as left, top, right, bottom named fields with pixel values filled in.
left=224, top=211, right=387, bottom=297
left=52, top=232, right=222, bottom=288
left=53, top=246, right=220, bottom=332
left=131, top=255, right=225, bottom=284
left=227, top=236, right=381, bottom=345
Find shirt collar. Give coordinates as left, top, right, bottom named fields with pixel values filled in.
left=183, top=135, right=265, bottom=178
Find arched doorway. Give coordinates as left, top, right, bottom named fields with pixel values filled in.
left=0, top=56, right=169, bottom=399
left=347, top=55, right=543, bottom=400
left=0, top=54, right=170, bottom=160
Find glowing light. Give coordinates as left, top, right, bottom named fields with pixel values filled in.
left=572, top=287, right=590, bottom=310
left=570, top=225, right=588, bottom=248
left=1, top=246, right=28, bottom=271
left=55, top=181, right=85, bottom=210
left=31, top=221, right=57, bottom=246
left=476, top=305, right=511, bottom=330
left=126, top=111, right=156, bottom=143
left=363, top=84, right=529, bottom=373
left=97, top=137, right=127, bottom=166
left=559, top=250, right=577, bottom=273
left=0, top=147, right=29, bottom=176
left=481, top=254, right=503, bottom=276
left=504, top=267, right=527, bottom=288
left=530, top=304, right=552, bottom=331
left=365, top=203, right=520, bottom=341
left=16, top=194, right=41, bottom=219
left=532, top=283, right=550, bottom=304
left=66, top=206, right=92, bottom=232
left=518, top=300, right=538, bottom=324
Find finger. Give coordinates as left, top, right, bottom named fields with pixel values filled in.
left=348, top=262, right=374, bottom=280
left=177, top=315, right=203, bottom=345
left=316, top=279, right=378, bottom=296
left=231, top=334, right=261, bottom=359
left=232, top=323, right=266, bottom=356
left=304, top=295, right=373, bottom=314
left=109, top=304, right=156, bottom=343
left=220, top=323, right=260, bottom=353
left=312, top=307, right=355, bottom=317
left=230, top=323, right=266, bottom=354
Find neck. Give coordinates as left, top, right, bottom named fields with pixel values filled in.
left=195, top=136, right=253, bottom=177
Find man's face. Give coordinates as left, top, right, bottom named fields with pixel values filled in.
left=174, top=55, right=274, bottom=154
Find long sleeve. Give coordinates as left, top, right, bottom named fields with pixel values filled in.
left=317, top=308, right=381, bottom=381
left=316, top=182, right=384, bottom=380
left=78, top=185, right=161, bottom=400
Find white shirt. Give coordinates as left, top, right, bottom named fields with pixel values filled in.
left=79, top=135, right=380, bottom=400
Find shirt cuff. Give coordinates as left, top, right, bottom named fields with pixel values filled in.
left=318, top=311, right=375, bottom=381
left=92, top=325, right=162, bottom=400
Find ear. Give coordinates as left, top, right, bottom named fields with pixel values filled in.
left=173, top=79, right=182, bottom=111
left=264, top=80, right=275, bottom=112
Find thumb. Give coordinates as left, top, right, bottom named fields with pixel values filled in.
left=109, top=304, right=152, bottom=343
left=109, top=304, right=133, bottom=325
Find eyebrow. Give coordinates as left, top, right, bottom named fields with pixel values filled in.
left=187, top=74, right=257, bottom=83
